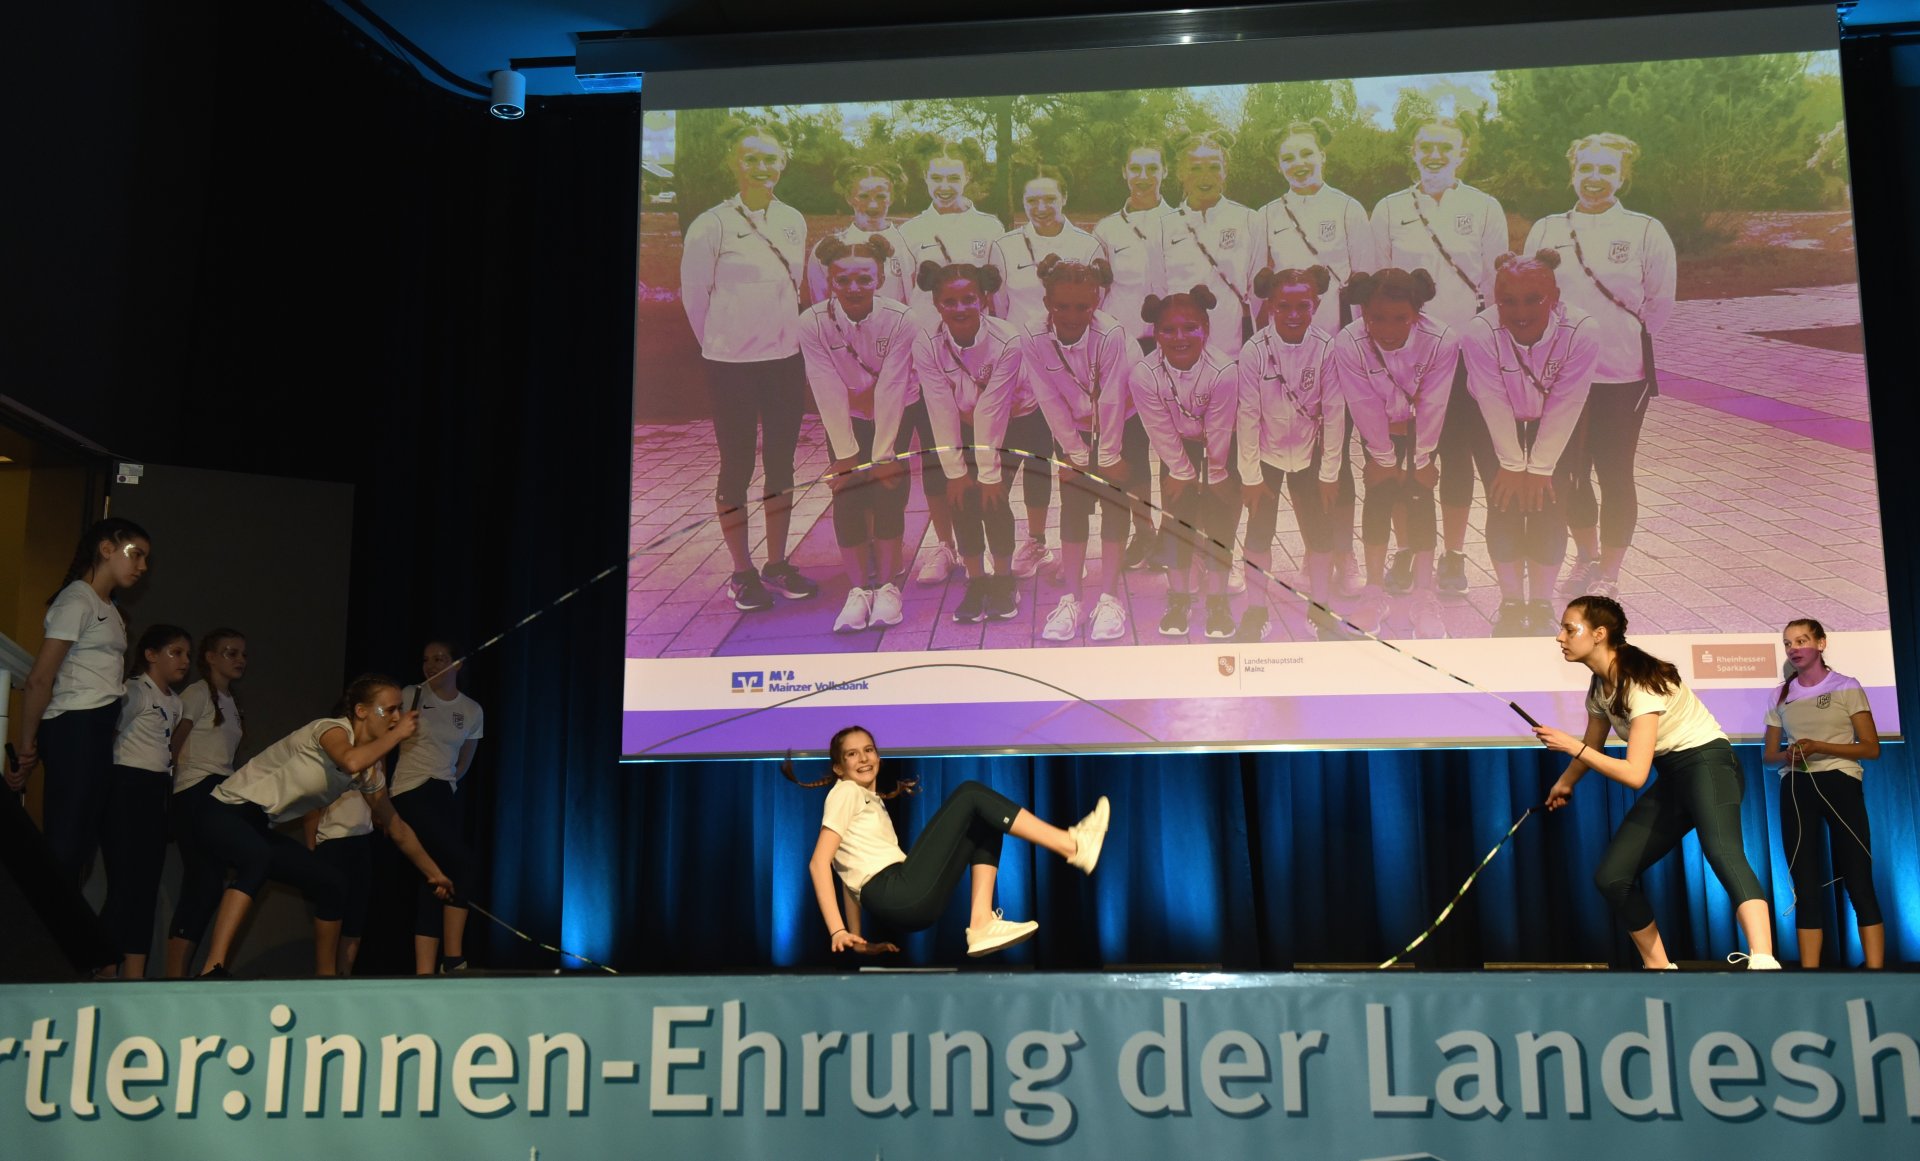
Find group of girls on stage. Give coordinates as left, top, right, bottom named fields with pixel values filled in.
left=12, top=519, right=486, bottom=978
left=682, top=115, right=1676, bottom=641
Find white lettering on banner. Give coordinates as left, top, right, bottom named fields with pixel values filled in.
left=801, top=1030, right=844, bottom=1112
left=721, top=1000, right=783, bottom=1114
left=176, top=1034, right=224, bottom=1115
left=22, top=1018, right=64, bottom=1118
left=1279, top=1029, right=1328, bottom=1114
left=1600, top=999, right=1676, bottom=1118
left=1006, top=1029, right=1081, bottom=1142
left=1516, top=1029, right=1587, bottom=1116
left=1433, top=1030, right=1505, bottom=1118
left=1849, top=997, right=1920, bottom=1120
left=1119, top=999, right=1186, bottom=1113
left=930, top=1030, right=990, bottom=1113
left=528, top=1033, right=588, bottom=1115
left=379, top=1033, right=439, bottom=1113
left=1368, top=1002, right=1431, bottom=1114
left=1771, top=1031, right=1840, bottom=1120
left=453, top=1033, right=517, bottom=1115
left=650, top=1005, right=709, bottom=1112
left=304, top=1034, right=364, bottom=1114
left=850, top=1032, right=913, bottom=1114
left=69, top=1005, right=97, bottom=1118
left=1200, top=1030, right=1268, bottom=1116
left=1688, top=1031, right=1762, bottom=1119
left=103, top=1035, right=164, bottom=1118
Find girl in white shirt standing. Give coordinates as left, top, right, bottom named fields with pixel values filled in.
left=912, top=261, right=1025, bottom=624
left=803, top=160, right=914, bottom=307
left=680, top=122, right=820, bottom=614
left=1538, top=595, right=1778, bottom=970
left=1523, top=133, right=1677, bottom=602
left=1149, top=129, right=1265, bottom=352
left=1371, top=116, right=1505, bottom=597
left=1132, top=287, right=1239, bottom=639
left=1761, top=619, right=1886, bottom=968
left=164, top=627, right=247, bottom=978
left=190, top=675, right=452, bottom=976
left=1237, top=266, right=1344, bottom=641
left=100, top=623, right=190, bottom=979
left=1025, top=257, right=1139, bottom=643
left=17, top=517, right=151, bottom=883
left=800, top=236, right=918, bottom=633
left=900, top=148, right=1006, bottom=324
left=1260, top=121, right=1375, bottom=599
left=1460, top=252, right=1601, bottom=636
left=1328, top=269, right=1458, bottom=637
left=391, top=641, right=488, bottom=975
left=805, top=725, right=1109, bottom=958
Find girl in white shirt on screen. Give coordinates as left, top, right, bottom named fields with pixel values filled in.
left=1371, top=116, right=1505, bottom=598
left=99, top=623, right=190, bottom=980
left=1093, top=143, right=1176, bottom=353
left=1131, top=287, right=1239, bottom=640
left=15, top=518, right=150, bottom=884
left=900, top=147, right=1006, bottom=323
left=1328, top=268, right=1458, bottom=638
left=163, top=627, right=247, bottom=978
left=799, top=235, right=918, bottom=633
left=1460, top=251, right=1601, bottom=637
left=1538, top=595, right=1779, bottom=970
left=1761, top=618, right=1886, bottom=969
left=803, top=160, right=914, bottom=307
left=912, top=260, right=1026, bottom=624
left=191, top=675, right=452, bottom=977
left=989, top=171, right=1105, bottom=334
left=1522, top=133, right=1677, bottom=602
left=1237, top=266, right=1345, bottom=642
left=680, top=122, right=820, bottom=615
left=1024, top=257, right=1139, bottom=643
left=804, top=725, right=1108, bottom=959
left=391, top=641, right=488, bottom=975
left=1261, top=120, right=1375, bottom=599
left=1149, top=128, right=1265, bottom=353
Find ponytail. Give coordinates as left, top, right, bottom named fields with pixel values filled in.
left=1570, top=595, right=1679, bottom=718
left=196, top=628, right=246, bottom=727
left=48, top=517, right=149, bottom=604
left=782, top=725, right=918, bottom=799
left=1776, top=618, right=1829, bottom=705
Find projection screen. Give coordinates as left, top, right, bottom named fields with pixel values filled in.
left=624, top=5, right=1894, bottom=759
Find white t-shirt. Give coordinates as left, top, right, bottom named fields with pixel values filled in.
left=215, top=716, right=386, bottom=824
left=988, top=223, right=1105, bottom=335
left=315, top=787, right=375, bottom=842
left=821, top=779, right=906, bottom=896
left=1585, top=676, right=1726, bottom=754
left=112, top=674, right=181, bottom=774
left=1371, top=182, right=1506, bottom=330
left=1523, top=204, right=1677, bottom=383
left=390, top=684, right=486, bottom=796
left=42, top=581, right=126, bottom=717
left=679, top=196, right=807, bottom=363
left=1765, top=670, right=1873, bottom=780
left=1148, top=201, right=1266, bottom=354
left=1259, top=185, right=1378, bottom=336
left=175, top=682, right=244, bottom=793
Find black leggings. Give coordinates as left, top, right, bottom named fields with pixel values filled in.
left=1565, top=379, right=1652, bottom=550
left=313, top=834, right=373, bottom=939
left=705, top=354, right=806, bottom=511
left=1436, top=361, right=1496, bottom=511
left=101, top=765, right=170, bottom=957
left=829, top=416, right=911, bottom=548
left=1485, top=435, right=1580, bottom=565
left=0, top=789, right=114, bottom=973
left=37, top=701, right=120, bottom=882
left=1594, top=739, right=1767, bottom=932
left=1780, top=769, right=1881, bottom=927
left=192, top=798, right=346, bottom=921
left=1246, top=461, right=1338, bottom=561
left=395, top=780, right=471, bottom=936
left=1162, top=438, right=1236, bottom=573
left=858, top=781, right=1021, bottom=933
left=950, top=426, right=1016, bottom=562
left=1360, top=433, right=1436, bottom=550
left=169, top=776, right=231, bottom=943
left=1002, top=409, right=1055, bottom=516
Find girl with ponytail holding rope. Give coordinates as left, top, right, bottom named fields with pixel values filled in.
left=1132, top=286, right=1239, bottom=639
left=192, top=675, right=452, bottom=976
left=1538, top=595, right=1780, bottom=970
left=800, top=235, right=918, bottom=633
left=1026, top=255, right=1140, bottom=642
left=165, top=628, right=247, bottom=977
left=99, top=623, right=191, bottom=978
left=912, top=260, right=1026, bottom=624
left=1237, top=266, right=1345, bottom=641
left=804, top=160, right=913, bottom=307
left=802, top=725, right=1109, bottom=958
left=1329, top=268, right=1457, bottom=637
left=1762, top=619, right=1886, bottom=968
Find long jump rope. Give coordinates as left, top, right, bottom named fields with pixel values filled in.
left=364, top=443, right=1863, bottom=971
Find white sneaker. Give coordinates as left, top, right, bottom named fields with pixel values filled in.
left=916, top=542, right=960, bottom=584
left=1409, top=589, right=1448, bottom=638
left=834, top=587, right=873, bottom=633
left=1089, top=593, right=1128, bottom=641
left=1041, top=593, right=1082, bottom=641
left=868, top=583, right=904, bottom=627
left=1729, top=952, right=1781, bottom=971
left=1226, top=557, right=1247, bottom=593
left=1331, top=549, right=1366, bottom=598
left=1010, top=538, right=1053, bottom=579
left=1066, top=796, right=1110, bottom=874
left=1342, top=584, right=1389, bottom=635
left=1590, top=577, right=1621, bottom=602
left=966, top=910, right=1039, bottom=957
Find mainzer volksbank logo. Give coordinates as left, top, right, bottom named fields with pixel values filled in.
left=730, top=671, right=764, bottom=693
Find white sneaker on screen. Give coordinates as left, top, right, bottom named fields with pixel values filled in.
left=1089, top=593, right=1128, bottom=641
left=833, top=587, right=873, bottom=633
left=916, top=542, right=960, bottom=584
left=1331, top=549, right=1365, bottom=598
left=868, top=583, right=904, bottom=628
left=966, top=910, right=1039, bottom=957
left=1041, top=593, right=1082, bottom=641
left=1409, top=589, right=1448, bottom=639
left=1226, top=557, right=1248, bottom=593
left=1010, top=538, right=1053, bottom=579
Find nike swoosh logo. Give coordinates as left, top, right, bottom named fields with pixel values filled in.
left=735, top=232, right=751, bottom=238
left=1398, top=218, right=1419, bottom=226
left=97, top=615, right=109, bottom=622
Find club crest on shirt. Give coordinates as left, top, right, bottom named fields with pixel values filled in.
left=1609, top=239, right=1632, bottom=263
left=1303, top=366, right=1318, bottom=392
left=1218, top=655, right=1237, bottom=677
left=1545, top=359, right=1563, bottom=381
left=1453, top=214, right=1474, bottom=236
left=1219, top=228, right=1240, bottom=250
left=451, top=711, right=466, bottom=730
left=970, top=239, right=989, bottom=259
left=875, top=335, right=891, bottom=357
left=1318, top=219, right=1337, bottom=243
left=889, top=258, right=903, bottom=276
left=782, top=225, right=800, bottom=243
left=1817, top=693, right=1832, bottom=709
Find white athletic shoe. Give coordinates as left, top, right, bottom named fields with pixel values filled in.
left=966, top=910, right=1039, bottom=958
left=1041, top=593, right=1082, bottom=641
left=1409, top=589, right=1449, bottom=639
left=1589, top=577, right=1621, bottom=602
left=916, top=542, right=961, bottom=584
left=834, top=587, right=873, bottom=633
left=1343, top=584, right=1390, bottom=635
left=1226, top=557, right=1248, bottom=593
left=1010, top=537, right=1054, bottom=579
left=1088, top=593, right=1128, bottom=641
left=868, top=583, right=904, bottom=628
left=1066, top=795, right=1110, bottom=874
left=1331, top=549, right=1366, bottom=598
left=1730, top=952, right=1781, bottom=971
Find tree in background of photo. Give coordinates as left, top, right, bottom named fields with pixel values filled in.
left=673, top=107, right=732, bottom=238
left=1478, top=54, right=1826, bottom=251
left=1016, top=87, right=1222, bottom=215
left=896, top=95, right=1064, bottom=221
